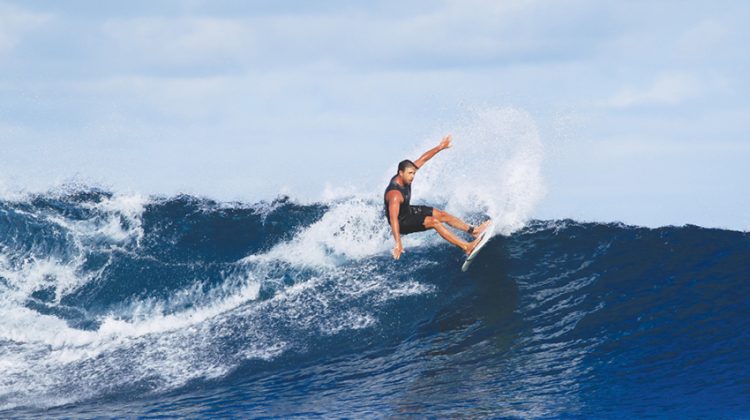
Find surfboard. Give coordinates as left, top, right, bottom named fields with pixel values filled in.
left=461, top=221, right=495, bottom=272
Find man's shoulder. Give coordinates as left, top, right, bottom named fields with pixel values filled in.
left=385, top=189, right=404, bottom=201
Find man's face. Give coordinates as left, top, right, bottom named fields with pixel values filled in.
left=400, top=167, right=417, bottom=185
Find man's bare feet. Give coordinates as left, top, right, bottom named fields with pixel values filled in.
left=470, top=220, right=492, bottom=238
left=464, top=234, right=483, bottom=255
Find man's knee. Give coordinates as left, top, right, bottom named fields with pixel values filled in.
left=423, top=216, right=442, bottom=229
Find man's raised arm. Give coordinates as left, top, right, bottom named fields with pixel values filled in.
left=413, top=134, right=452, bottom=168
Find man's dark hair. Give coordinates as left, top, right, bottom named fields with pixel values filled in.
left=397, top=159, right=418, bottom=173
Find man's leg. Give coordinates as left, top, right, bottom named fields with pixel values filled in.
left=432, top=208, right=470, bottom=232
left=423, top=216, right=480, bottom=255
left=432, top=209, right=491, bottom=237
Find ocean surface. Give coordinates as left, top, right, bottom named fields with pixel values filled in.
left=0, top=188, right=748, bottom=418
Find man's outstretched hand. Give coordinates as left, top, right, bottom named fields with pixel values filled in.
left=438, top=134, right=452, bottom=151
left=414, top=134, right=452, bottom=168
left=392, top=243, right=405, bottom=260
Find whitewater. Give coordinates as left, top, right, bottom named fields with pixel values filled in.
left=1, top=108, right=748, bottom=418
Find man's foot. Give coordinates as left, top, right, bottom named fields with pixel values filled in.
left=470, top=220, right=492, bottom=238
left=464, top=234, right=484, bottom=256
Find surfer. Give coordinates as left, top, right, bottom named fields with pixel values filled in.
left=384, top=134, right=491, bottom=260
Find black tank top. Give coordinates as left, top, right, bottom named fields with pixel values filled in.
left=384, top=175, right=411, bottom=220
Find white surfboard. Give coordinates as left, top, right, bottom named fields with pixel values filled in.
left=461, top=221, right=495, bottom=272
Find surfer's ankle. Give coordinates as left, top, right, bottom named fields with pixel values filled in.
left=465, top=238, right=478, bottom=254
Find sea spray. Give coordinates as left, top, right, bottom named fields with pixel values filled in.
left=412, top=107, right=545, bottom=235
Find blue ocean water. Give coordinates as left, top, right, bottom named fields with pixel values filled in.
left=0, top=188, right=748, bottom=418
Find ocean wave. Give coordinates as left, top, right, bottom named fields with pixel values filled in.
left=0, top=188, right=748, bottom=418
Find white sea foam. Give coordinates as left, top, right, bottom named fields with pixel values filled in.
left=243, top=198, right=394, bottom=268
left=320, top=310, right=376, bottom=335
left=48, top=192, right=148, bottom=247
left=0, top=267, right=269, bottom=409
left=0, top=228, right=435, bottom=411
left=0, top=192, right=148, bottom=307
left=0, top=254, right=85, bottom=304
left=379, top=278, right=436, bottom=301
left=83, top=192, right=147, bottom=245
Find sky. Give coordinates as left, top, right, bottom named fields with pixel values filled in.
left=1, top=0, right=748, bottom=229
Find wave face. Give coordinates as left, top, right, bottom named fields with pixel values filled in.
left=1, top=190, right=749, bottom=418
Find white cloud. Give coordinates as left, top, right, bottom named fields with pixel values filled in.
left=363, top=0, right=600, bottom=65
left=75, top=74, right=239, bottom=119
left=102, top=17, right=254, bottom=65
left=0, top=2, right=50, bottom=54
left=606, top=73, right=701, bottom=108
left=95, top=0, right=597, bottom=72
left=677, top=19, right=729, bottom=58
left=593, top=137, right=750, bottom=158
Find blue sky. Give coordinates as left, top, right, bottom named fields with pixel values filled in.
left=1, top=1, right=748, bottom=229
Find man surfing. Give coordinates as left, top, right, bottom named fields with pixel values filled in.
left=384, top=134, right=491, bottom=260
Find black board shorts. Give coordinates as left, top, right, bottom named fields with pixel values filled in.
left=398, top=205, right=434, bottom=235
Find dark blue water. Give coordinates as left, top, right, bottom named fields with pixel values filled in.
left=1, top=188, right=748, bottom=418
